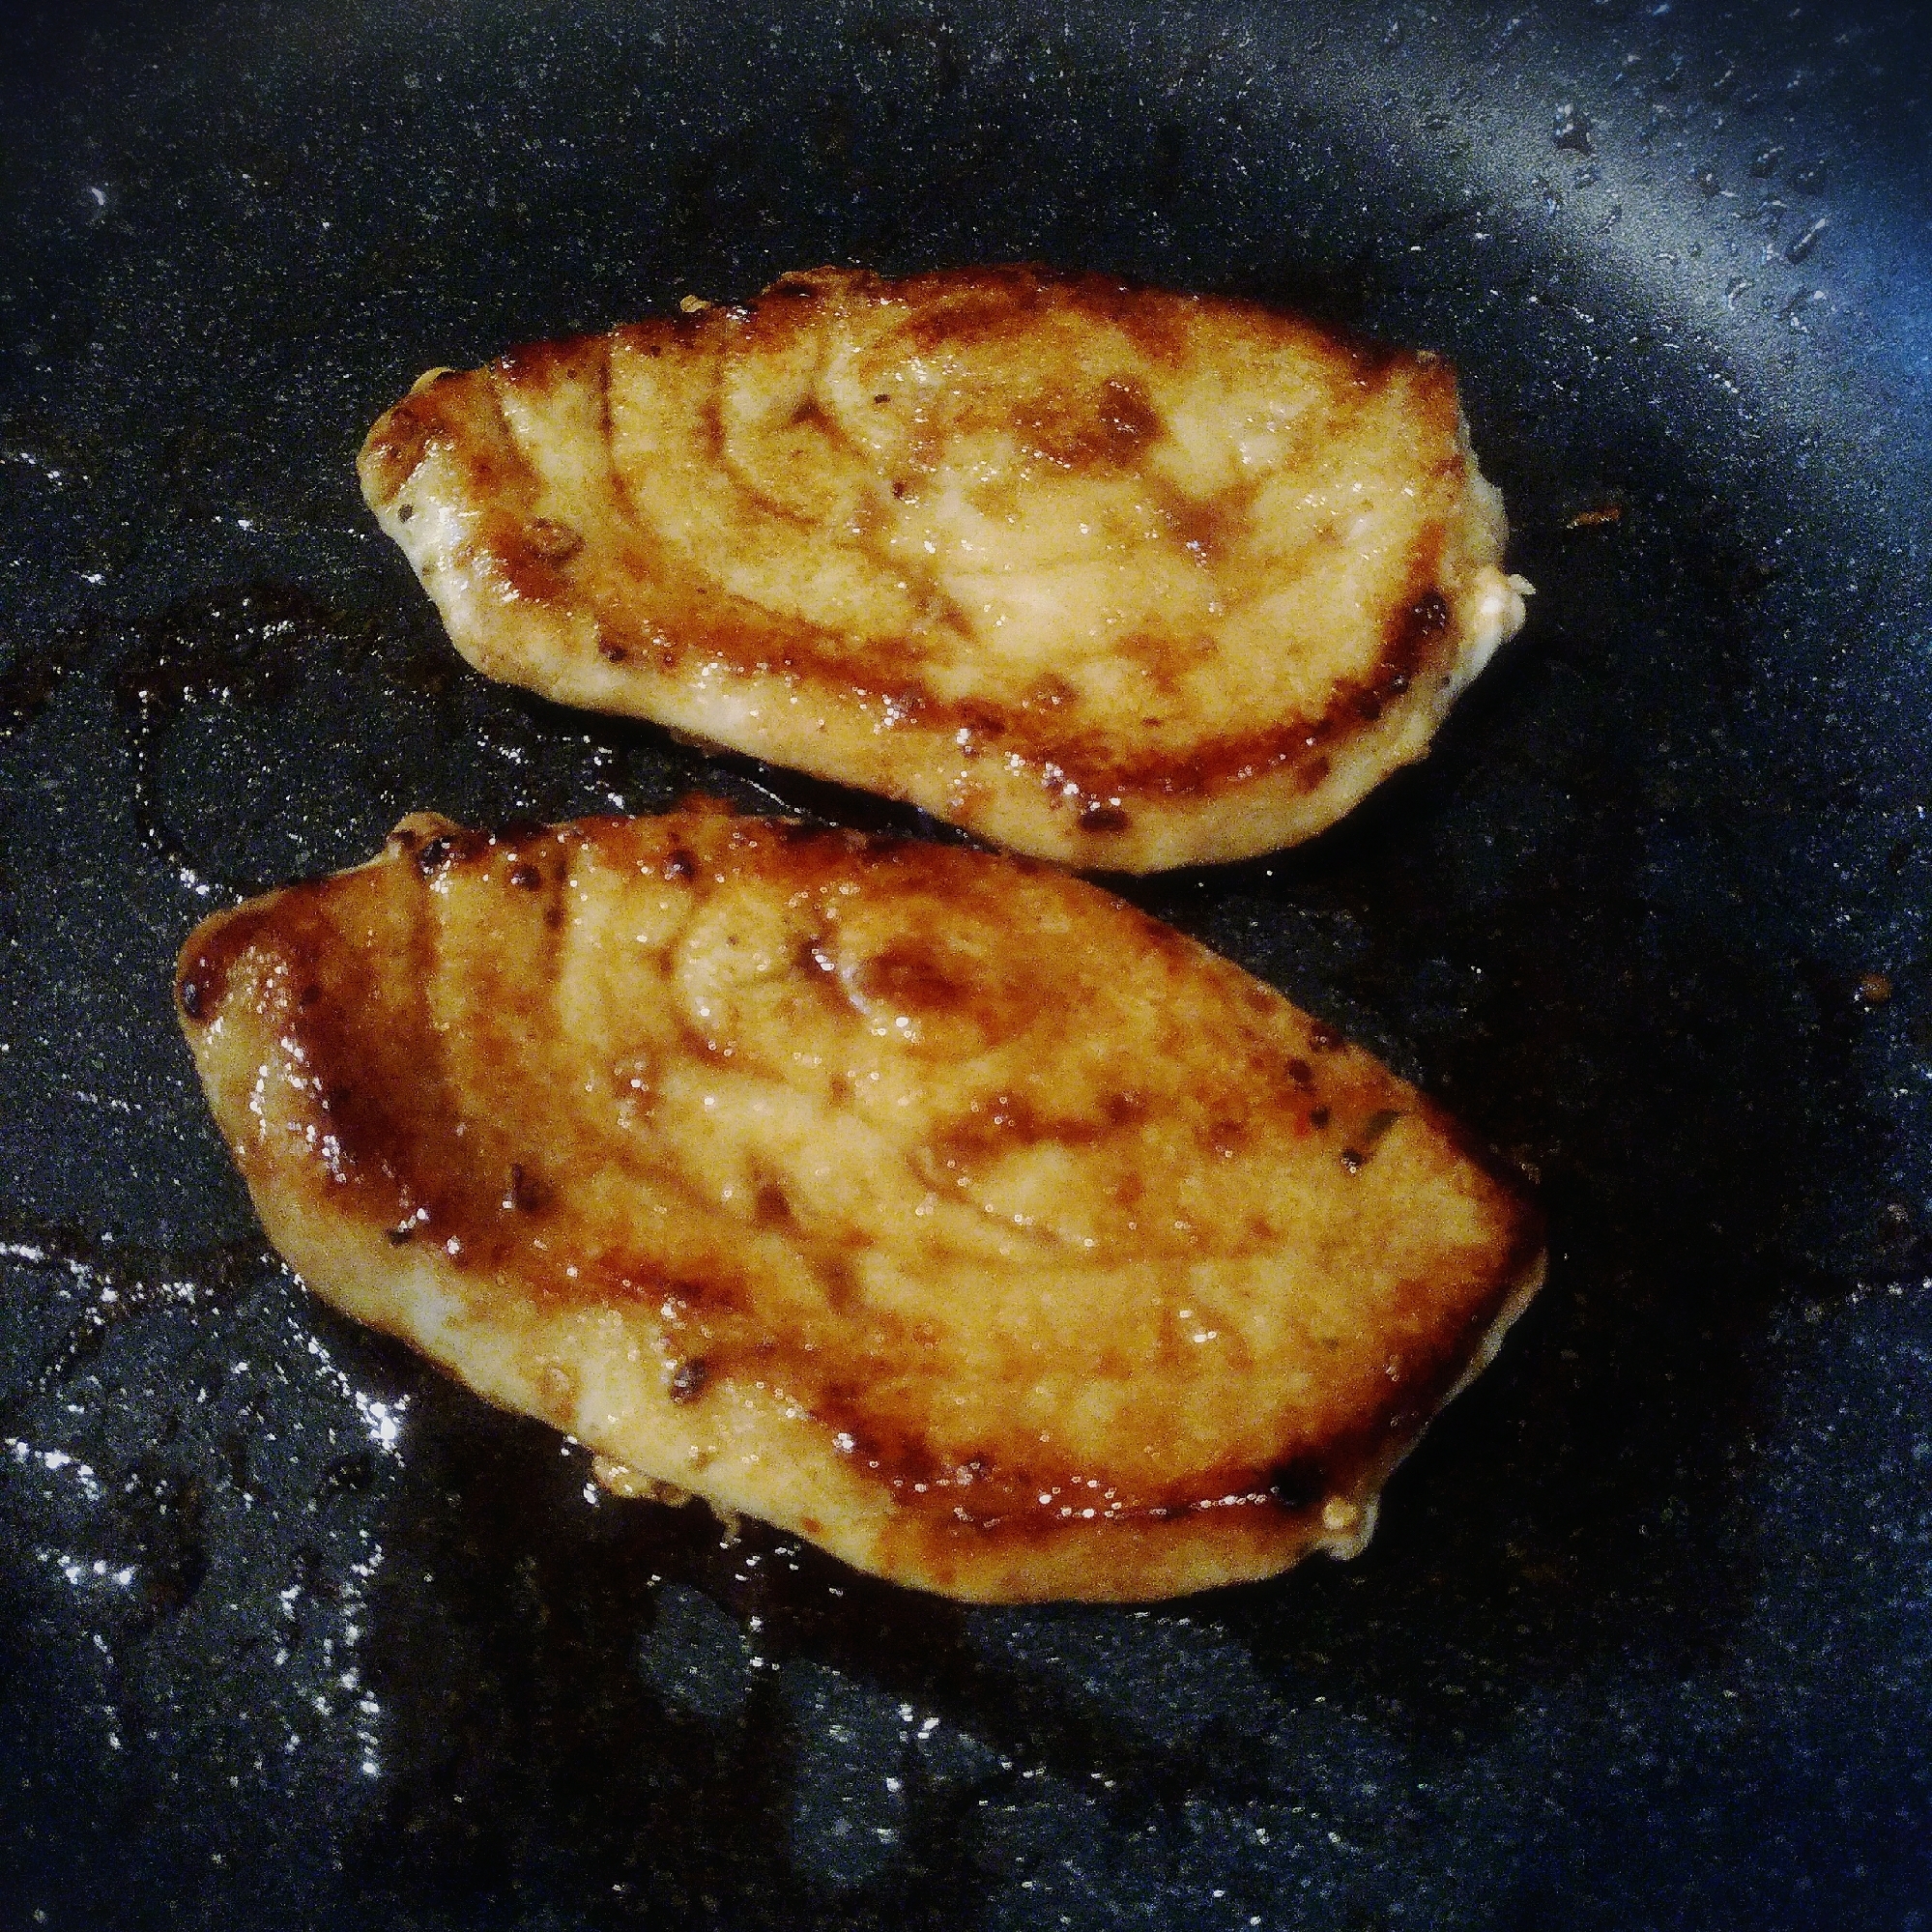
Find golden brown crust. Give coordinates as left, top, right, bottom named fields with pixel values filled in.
left=176, top=805, right=1543, bottom=1600
left=359, top=267, right=1528, bottom=871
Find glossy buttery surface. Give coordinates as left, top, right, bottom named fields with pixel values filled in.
left=175, top=806, right=1544, bottom=1600
left=360, top=267, right=1528, bottom=871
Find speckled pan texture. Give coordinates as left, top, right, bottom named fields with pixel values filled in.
left=1, top=3, right=1928, bottom=1929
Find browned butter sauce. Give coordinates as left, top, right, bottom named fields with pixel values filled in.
left=176, top=804, right=1543, bottom=1600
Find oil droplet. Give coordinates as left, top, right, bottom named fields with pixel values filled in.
left=1784, top=216, right=1828, bottom=266
left=1552, top=102, right=1594, bottom=155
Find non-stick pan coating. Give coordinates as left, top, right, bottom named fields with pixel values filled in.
left=2, top=2, right=1928, bottom=1926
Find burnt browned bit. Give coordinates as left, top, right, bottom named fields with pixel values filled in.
left=1340, top=1148, right=1365, bottom=1174
left=416, top=834, right=459, bottom=877
left=1265, top=1457, right=1325, bottom=1513
left=508, top=862, right=543, bottom=890
left=177, top=973, right=206, bottom=1021
left=503, top=1163, right=545, bottom=1212
left=668, top=1358, right=711, bottom=1404
left=795, top=935, right=838, bottom=978
left=1400, top=590, right=1451, bottom=651
left=526, top=517, right=584, bottom=562
left=1855, top=971, right=1893, bottom=1008
left=1566, top=502, right=1624, bottom=530
left=1077, top=801, right=1131, bottom=833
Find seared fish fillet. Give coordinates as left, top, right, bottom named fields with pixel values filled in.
left=175, top=804, right=1543, bottom=1601
left=360, top=266, right=1528, bottom=872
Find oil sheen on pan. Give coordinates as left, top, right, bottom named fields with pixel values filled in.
left=359, top=266, right=1531, bottom=872
left=174, top=803, right=1544, bottom=1602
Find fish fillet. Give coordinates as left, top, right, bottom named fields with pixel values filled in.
left=175, top=804, right=1543, bottom=1601
left=359, top=266, right=1529, bottom=872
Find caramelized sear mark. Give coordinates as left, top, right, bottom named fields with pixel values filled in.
left=359, top=265, right=1531, bottom=872
left=176, top=805, right=1543, bottom=1602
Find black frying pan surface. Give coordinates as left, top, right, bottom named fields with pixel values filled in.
left=2, top=2, right=1929, bottom=1925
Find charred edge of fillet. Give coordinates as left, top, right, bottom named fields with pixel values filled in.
left=175, top=888, right=316, bottom=1027
left=756, top=263, right=1419, bottom=384
left=790, top=1198, right=1543, bottom=1543
left=525, top=561, right=1469, bottom=818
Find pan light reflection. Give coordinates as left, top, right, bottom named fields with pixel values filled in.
left=1233, top=1, right=1932, bottom=502
left=342, top=1539, right=388, bottom=1778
